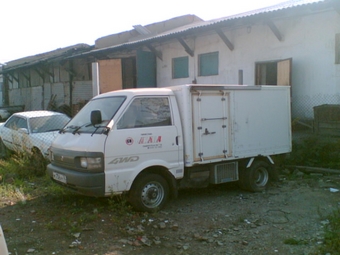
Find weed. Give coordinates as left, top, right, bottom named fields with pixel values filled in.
left=316, top=206, right=328, bottom=221
left=79, top=213, right=98, bottom=224
left=317, top=209, right=340, bottom=255
left=237, top=216, right=246, bottom=223
left=108, top=194, right=133, bottom=217
left=45, top=221, right=58, bottom=231
left=0, top=151, right=46, bottom=180
left=284, top=134, right=340, bottom=254
left=284, top=238, right=309, bottom=245
left=285, top=135, right=340, bottom=169
left=61, top=217, right=82, bottom=233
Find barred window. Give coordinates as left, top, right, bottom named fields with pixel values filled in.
left=198, top=52, right=219, bottom=76
left=172, top=56, right=189, bottom=79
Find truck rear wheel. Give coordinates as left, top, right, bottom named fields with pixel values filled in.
left=238, top=160, right=270, bottom=192
left=129, top=173, right=169, bottom=212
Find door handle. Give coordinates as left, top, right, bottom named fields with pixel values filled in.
left=203, top=128, right=216, bottom=135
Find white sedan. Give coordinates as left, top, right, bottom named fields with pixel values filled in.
left=0, top=111, right=70, bottom=159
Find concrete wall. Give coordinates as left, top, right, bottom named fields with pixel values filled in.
left=9, top=80, right=92, bottom=113
left=6, top=58, right=92, bottom=113
left=156, top=10, right=340, bottom=119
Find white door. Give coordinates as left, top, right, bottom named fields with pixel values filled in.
left=192, top=92, right=231, bottom=162
left=104, top=96, right=179, bottom=192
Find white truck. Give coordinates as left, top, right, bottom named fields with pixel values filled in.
left=47, top=84, right=291, bottom=212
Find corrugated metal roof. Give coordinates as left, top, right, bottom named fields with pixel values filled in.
left=163, top=0, right=326, bottom=32
left=73, top=0, right=329, bottom=57
left=2, top=44, right=93, bottom=72
left=210, top=0, right=326, bottom=23
left=3, top=0, right=332, bottom=67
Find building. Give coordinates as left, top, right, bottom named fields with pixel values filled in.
left=1, top=0, right=339, bottom=122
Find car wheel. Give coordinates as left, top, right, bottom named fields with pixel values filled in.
left=30, top=147, right=47, bottom=176
left=238, top=160, right=270, bottom=192
left=128, top=173, right=169, bottom=212
left=0, top=138, right=10, bottom=158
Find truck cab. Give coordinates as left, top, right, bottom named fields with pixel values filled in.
left=47, top=88, right=183, bottom=211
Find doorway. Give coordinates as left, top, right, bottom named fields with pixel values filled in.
left=122, top=57, right=136, bottom=89
left=255, top=58, right=292, bottom=86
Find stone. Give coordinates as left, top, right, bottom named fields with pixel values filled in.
left=159, top=222, right=166, bottom=229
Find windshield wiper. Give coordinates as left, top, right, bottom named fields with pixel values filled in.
left=59, top=125, right=77, bottom=134
left=46, top=128, right=62, bottom=132
left=58, top=124, right=91, bottom=135
left=59, top=122, right=109, bottom=135
left=91, top=125, right=111, bottom=136
left=72, top=123, right=93, bottom=135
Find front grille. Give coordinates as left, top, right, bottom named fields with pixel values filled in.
left=54, top=154, right=74, bottom=168
left=51, top=147, right=104, bottom=173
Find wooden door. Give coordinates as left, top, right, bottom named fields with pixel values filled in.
left=98, top=59, right=122, bottom=93
left=277, top=58, right=292, bottom=86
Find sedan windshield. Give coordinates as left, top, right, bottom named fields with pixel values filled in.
left=63, top=96, right=126, bottom=134
left=30, top=115, right=70, bottom=133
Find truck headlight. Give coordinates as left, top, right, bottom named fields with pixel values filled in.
left=80, top=157, right=102, bottom=170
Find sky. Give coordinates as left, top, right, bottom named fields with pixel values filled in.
left=0, top=0, right=288, bottom=64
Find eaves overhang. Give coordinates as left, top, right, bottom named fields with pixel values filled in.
left=1, top=44, right=94, bottom=74
left=67, top=0, right=334, bottom=60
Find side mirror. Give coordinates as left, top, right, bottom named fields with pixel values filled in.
left=91, top=110, right=102, bottom=126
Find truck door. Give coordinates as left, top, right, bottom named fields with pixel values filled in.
left=192, top=91, right=231, bottom=162
left=104, top=96, right=179, bottom=193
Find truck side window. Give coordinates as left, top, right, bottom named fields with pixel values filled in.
left=117, top=97, right=171, bottom=129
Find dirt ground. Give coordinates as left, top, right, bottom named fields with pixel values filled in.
left=1, top=168, right=340, bottom=255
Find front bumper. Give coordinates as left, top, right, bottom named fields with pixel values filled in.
left=47, top=164, right=105, bottom=197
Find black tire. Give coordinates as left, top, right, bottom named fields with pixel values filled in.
left=128, top=173, right=169, bottom=212
left=31, top=147, right=47, bottom=176
left=0, top=138, right=10, bottom=158
left=31, top=147, right=45, bottom=160
left=238, top=160, right=270, bottom=192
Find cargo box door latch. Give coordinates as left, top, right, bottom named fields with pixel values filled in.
left=203, top=128, right=216, bottom=135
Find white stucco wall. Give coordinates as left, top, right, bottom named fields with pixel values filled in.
left=157, top=10, right=340, bottom=119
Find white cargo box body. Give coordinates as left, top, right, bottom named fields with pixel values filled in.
left=169, top=85, right=291, bottom=167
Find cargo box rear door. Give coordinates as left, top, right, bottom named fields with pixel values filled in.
left=192, top=90, right=231, bottom=162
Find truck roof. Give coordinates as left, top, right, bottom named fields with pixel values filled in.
left=94, top=87, right=174, bottom=99
left=94, top=84, right=264, bottom=100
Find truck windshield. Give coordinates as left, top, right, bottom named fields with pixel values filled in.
left=63, top=96, right=126, bottom=134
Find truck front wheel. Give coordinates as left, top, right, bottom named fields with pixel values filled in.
left=129, top=173, right=169, bottom=212
left=238, top=160, right=270, bottom=192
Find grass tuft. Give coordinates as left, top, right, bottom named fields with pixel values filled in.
left=317, top=209, right=340, bottom=255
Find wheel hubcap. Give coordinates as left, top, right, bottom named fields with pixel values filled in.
left=254, top=167, right=269, bottom=186
left=141, top=182, right=164, bottom=208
